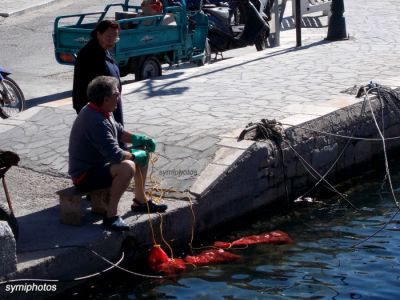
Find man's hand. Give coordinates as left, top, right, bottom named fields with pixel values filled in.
left=131, top=134, right=156, bottom=153
left=131, top=149, right=148, bottom=166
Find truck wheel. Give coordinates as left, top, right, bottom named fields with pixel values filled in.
left=0, top=203, right=19, bottom=240
left=197, top=39, right=212, bottom=66
left=135, top=56, right=162, bottom=81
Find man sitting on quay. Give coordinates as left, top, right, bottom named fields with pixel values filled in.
left=68, top=76, right=167, bottom=231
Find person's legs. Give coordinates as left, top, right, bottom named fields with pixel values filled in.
left=131, top=159, right=167, bottom=213
left=133, top=163, right=148, bottom=203
left=75, top=163, right=113, bottom=193
left=109, top=160, right=135, bottom=217
left=75, top=162, right=133, bottom=231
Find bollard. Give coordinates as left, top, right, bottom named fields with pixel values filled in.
left=295, top=0, right=302, bottom=47
left=326, top=0, right=348, bottom=40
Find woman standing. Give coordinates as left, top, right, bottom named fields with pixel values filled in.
left=72, top=20, right=124, bottom=125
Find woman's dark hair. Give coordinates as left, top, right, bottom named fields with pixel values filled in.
left=90, top=20, right=120, bottom=38
left=87, top=76, right=119, bottom=106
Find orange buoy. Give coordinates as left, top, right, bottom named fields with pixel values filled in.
left=148, top=244, right=169, bottom=272
left=148, top=244, right=186, bottom=275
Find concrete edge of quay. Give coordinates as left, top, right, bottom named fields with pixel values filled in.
left=2, top=88, right=400, bottom=298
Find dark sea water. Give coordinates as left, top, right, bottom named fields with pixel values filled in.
left=65, top=162, right=400, bottom=300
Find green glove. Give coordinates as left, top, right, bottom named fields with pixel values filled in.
left=131, top=149, right=148, bottom=166
left=131, top=134, right=156, bottom=153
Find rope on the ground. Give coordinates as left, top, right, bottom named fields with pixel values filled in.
left=238, top=119, right=283, bottom=144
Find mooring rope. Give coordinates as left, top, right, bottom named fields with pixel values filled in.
left=281, top=85, right=371, bottom=208
left=237, top=118, right=357, bottom=208
left=279, top=123, right=400, bottom=141
left=351, top=85, right=400, bottom=247
left=238, top=119, right=290, bottom=203
left=237, top=83, right=400, bottom=248
left=284, top=141, right=357, bottom=209
left=291, top=137, right=351, bottom=201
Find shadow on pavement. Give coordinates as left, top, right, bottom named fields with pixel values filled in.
left=16, top=204, right=103, bottom=256
left=26, top=91, right=72, bottom=108
left=26, top=39, right=330, bottom=107
left=126, top=41, right=331, bottom=97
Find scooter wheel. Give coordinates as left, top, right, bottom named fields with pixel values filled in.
left=0, top=76, right=25, bottom=119
left=255, top=28, right=270, bottom=51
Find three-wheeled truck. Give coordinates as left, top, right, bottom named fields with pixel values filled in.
left=53, top=0, right=209, bottom=80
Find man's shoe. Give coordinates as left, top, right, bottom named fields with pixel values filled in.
left=131, top=199, right=167, bottom=213
left=103, top=215, right=130, bottom=231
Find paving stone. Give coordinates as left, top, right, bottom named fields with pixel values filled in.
left=186, top=136, right=220, bottom=151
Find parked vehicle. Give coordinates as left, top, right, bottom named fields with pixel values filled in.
left=53, top=0, right=209, bottom=80
left=0, top=66, right=25, bottom=119
left=191, top=0, right=274, bottom=55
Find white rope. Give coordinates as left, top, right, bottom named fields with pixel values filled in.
left=0, top=245, right=163, bottom=286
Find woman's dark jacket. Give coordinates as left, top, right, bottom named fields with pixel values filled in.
left=72, top=39, right=124, bottom=125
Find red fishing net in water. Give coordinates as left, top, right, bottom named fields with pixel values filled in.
left=184, top=249, right=241, bottom=265
left=148, top=245, right=186, bottom=275
left=148, top=230, right=292, bottom=274
left=213, top=230, right=293, bottom=249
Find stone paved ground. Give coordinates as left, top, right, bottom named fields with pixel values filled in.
left=1, top=0, right=399, bottom=195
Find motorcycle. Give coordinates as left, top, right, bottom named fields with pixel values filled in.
left=189, top=0, right=274, bottom=58
left=0, top=66, right=25, bottom=119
